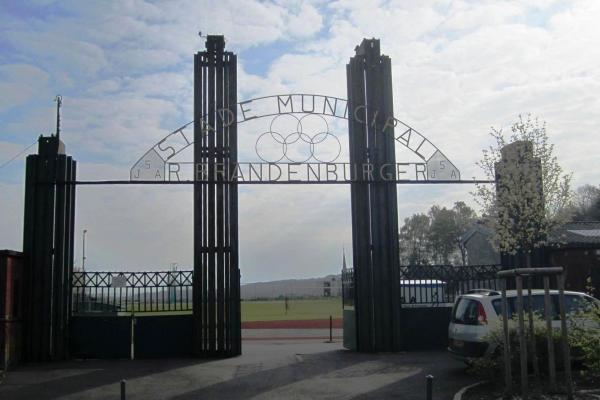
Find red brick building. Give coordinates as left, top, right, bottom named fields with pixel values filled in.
left=0, top=250, right=23, bottom=369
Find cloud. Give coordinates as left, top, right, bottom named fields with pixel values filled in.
left=285, top=3, right=324, bottom=38
left=2, top=30, right=109, bottom=78
left=1, top=0, right=600, bottom=281
left=0, top=64, right=50, bottom=112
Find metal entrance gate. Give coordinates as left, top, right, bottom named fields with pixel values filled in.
left=70, top=271, right=194, bottom=359
left=19, top=34, right=502, bottom=361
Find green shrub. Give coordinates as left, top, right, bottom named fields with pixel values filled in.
left=468, top=314, right=563, bottom=381
left=468, top=306, right=600, bottom=382
left=568, top=306, right=600, bottom=379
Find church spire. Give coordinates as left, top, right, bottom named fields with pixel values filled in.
left=342, top=247, right=347, bottom=271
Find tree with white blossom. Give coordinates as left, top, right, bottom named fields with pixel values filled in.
left=473, top=115, right=572, bottom=265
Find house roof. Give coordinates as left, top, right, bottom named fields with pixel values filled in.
left=461, top=221, right=600, bottom=248
left=549, top=221, right=600, bottom=246
left=460, top=221, right=494, bottom=245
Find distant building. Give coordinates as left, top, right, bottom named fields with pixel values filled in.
left=460, top=221, right=501, bottom=265
left=547, top=221, right=600, bottom=293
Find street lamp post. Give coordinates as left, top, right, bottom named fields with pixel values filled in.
left=81, top=229, right=88, bottom=312
left=82, top=229, right=87, bottom=273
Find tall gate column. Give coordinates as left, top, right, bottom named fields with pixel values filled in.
left=22, top=135, right=76, bottom=361
left=193, top=35, right=241, bottom=356
left=347, top=39, right=402, bottom=352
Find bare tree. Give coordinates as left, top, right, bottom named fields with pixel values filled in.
left=572, top=184, right=600, bottom=221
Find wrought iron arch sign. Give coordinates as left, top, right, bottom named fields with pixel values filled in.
left=130, top=93, right=460, bottom=183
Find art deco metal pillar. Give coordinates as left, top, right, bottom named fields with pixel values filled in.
left=347, top=39, right=402, bottom=352
left=193, top=35, right=241, bottom=356
left=22, top=135, right=76, bottom=361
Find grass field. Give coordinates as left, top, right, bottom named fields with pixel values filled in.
left=241, top=297, right=342, bottom=322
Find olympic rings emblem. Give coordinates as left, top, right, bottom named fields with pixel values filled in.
left=255, top=114, right=342, bottom=163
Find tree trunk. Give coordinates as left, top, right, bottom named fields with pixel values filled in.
left=458, top=241, right=467, bottom=266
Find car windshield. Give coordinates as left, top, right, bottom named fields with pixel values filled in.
left=492, top=293, right=596, bottom=319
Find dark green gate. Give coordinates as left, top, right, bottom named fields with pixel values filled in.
left=70, top=316, right=131, bottom=359
left=70, top=271, right=194, bottom=359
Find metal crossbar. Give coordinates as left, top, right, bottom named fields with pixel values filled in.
left=71, top=271, right=193, bottom=314
left=40, top=179, right=496, bottom=185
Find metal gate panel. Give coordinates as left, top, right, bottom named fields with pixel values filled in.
left=70, top=316, right=131, bottom=359
left=134, top=315, right=193, bottom=359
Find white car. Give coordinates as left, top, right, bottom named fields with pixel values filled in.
left=447, top=288, right=600, bottom=361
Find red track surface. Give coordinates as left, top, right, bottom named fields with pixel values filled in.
left=241, top=318, right=343, bottom=329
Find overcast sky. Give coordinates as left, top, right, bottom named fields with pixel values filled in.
left=1, top=0, right=599, bottom=282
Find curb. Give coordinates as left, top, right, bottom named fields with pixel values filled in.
left=453, top=381, right=486, bottom=400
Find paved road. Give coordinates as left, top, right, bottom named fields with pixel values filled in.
left=0, top=340, right=476, bottom=399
